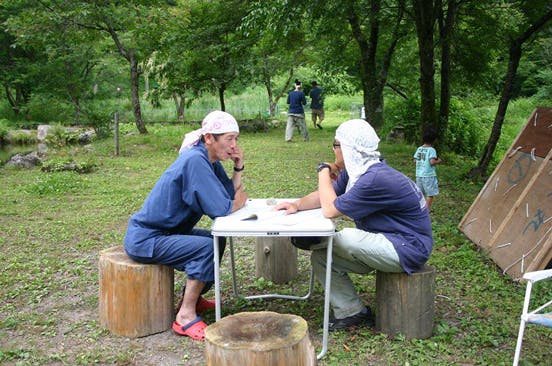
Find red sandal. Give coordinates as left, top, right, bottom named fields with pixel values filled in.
left=172, top=316, right=207, bottom=340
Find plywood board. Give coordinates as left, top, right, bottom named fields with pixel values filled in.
left=458, top=151, right=545, bottom=248
left=488, top=159, right=552, bottom=279
left=459, top=107, right=552, bottom=249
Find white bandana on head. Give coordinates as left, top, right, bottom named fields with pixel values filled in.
left=179, top=110, right=239, bottom=153
left=335, top=119, right=381, bottom=192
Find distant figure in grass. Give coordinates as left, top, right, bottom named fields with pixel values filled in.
left=413, top=126, right=444, bottom=211
left=123, top=111, right=248, bottom=341
left=275, top=119, right=432, bottom=331
left=285, top=79, right=309, bottom=142
left=309, top=80, right=325, bottom=129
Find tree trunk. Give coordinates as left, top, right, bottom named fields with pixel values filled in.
left=437, top=0, right=457, bottom=144
left=173, top=92, right=185, bottom=121
left=205, top=311, right=316, bottom=366
left=413, top=0, right=437, bottom=133
left=108, top=27, right=147, bottom=134
left=218, top=83, right=226, bottom=112
left=347, top=0, right=404, bottom=130
left=470, top=9, right=552, bottom=178
left=5, top=85, right=20, bottom=115
left=129, top=49, right=147, bottom=134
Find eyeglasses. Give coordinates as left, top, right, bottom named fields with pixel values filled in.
left=332, top=143, right=341, bottom=149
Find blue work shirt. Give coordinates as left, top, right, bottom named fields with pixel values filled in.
left=309, top=86, right=324, bottom=109
left=124, top=142, right=235, bottom=258
left=333, top=162, right=433, bottom=273
left=287, top=90, right=307, bottom=114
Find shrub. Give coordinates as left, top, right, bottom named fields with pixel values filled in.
left=0, top=119, right=9, bottom=146
left=384, top=96, right=488, bottom=156
left=84, top=104, right=114, bottom=139
left=45, top=125, right=80, bottom=147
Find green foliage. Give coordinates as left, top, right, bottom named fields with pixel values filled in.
left=24, top=95, right=73, bottom=125
left=445, top=98, right=488, bottom=156
left=23, top=171, right=87, bottom=195
left=41, top=157, right=96, bottom=174
left=84, top=103, right=113, bottom=139
left=6, top=129, right=36, bottom=145
left=45, top=125, right=80, bottom=147
left=0, top=119, right=11, bottom=145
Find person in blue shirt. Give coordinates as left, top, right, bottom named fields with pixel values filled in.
left=124, top=111, right=248, bottom=341
left=413, top=126, right=443, bottom=211
left=309, top=80, right=324, bottom=129
left=285, top=79, right=309, bottom=142
left=276, top=119, right=432, bottom=331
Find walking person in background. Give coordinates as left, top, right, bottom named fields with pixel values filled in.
left=124, top=111, right=248, bottom=341
left=285, top=79, right=309, bottom=142
left=413, top=126, right=444, bottom=211
left=309, top=80, right=324, bottom=129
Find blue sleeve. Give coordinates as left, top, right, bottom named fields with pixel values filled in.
left=287, top=93, right=290, bottom=104
left=184, top=158, right=233, bottom=219
left=428, top=147, right=437, bottom=159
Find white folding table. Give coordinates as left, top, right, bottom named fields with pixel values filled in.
left=211, top=198, right=335, bottom=359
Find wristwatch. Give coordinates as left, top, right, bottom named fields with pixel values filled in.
left=317, top=162, right=331, bottom=173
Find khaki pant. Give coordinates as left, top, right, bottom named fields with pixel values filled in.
left=285, top=113, right=309, bottom=141
left=311, top=228, right=402, bottom=319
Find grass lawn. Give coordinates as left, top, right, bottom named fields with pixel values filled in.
left=0, top=112, right=550, bottom=365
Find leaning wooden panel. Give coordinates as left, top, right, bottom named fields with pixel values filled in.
left=488, top=158, right=552, bottom=279
left=459, top=107, right=552, bottom=249
left=459, top=150, right=544, bottom=249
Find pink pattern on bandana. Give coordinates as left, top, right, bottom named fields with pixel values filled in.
left=179, top=111, right=239, bottom=153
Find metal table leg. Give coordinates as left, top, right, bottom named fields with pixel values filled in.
left=317, top=235, right=333, bottom=360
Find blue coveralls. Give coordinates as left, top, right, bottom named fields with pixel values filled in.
left=124, top=142, right=234, bottom=286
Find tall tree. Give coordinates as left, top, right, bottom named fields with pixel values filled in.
left=412, top=0, right=437, bottom=132
left=436, top=0, right=457, bottom=143
left=183, top=0, right=254, bottom=112
left=241, top=1, right=309, bottom=117
left=0, top=3, right=39, bottom=118
left=470, top=5, right=552, bottom=178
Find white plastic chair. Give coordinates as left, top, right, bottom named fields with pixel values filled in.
left=513, top=268, right=552, bottom=366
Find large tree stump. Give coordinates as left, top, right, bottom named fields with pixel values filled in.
left=255, top=238, right=298, bottom=283
left=99, top=246, right=174, bottom=338
left=375, top=265, right=435, bottom=339
left=205, top=311, right=316, bottom=366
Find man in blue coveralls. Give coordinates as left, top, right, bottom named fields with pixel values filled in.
left=124, top=111, right=248, bottom=341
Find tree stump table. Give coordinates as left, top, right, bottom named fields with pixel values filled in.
left=205, top=311, right=316, bottom=366
left=255, top=238, right=298, bottom=283
left=375, top=265, right=435, bottom=339
left=98, top=246, right=174, bottom=338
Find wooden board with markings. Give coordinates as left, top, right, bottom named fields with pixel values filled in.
left=459, top=107, right=552, bottom=279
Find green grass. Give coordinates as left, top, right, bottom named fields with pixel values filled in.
left=0, top=111, right=550, bottom=365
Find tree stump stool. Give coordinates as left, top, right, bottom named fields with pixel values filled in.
left=375, top=265, right=435, bottom=339
left=255, top=238, right=298, bottom=284
left=99, top=246, right=174, bottom=338
left=205, top=311, right=316, bottom=366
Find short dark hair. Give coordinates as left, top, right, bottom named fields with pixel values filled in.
left=311, top=81, right=317, bottom=86
left=200, top=133, right=221, bottom=143
left=422, top=126, right=438, bottom=144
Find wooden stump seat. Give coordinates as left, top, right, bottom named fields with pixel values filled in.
left=255, top=237, right=298, bottom=284
left=98, top=246, right=174, bottom=338
left=205, top=311, right=316, bottom=366
left=375, top=265, right=435, bottom=339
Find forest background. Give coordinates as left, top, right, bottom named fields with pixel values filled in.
left=1, top=1, right=552, bottom=365
left=0, top=0, right=551, bottom=176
